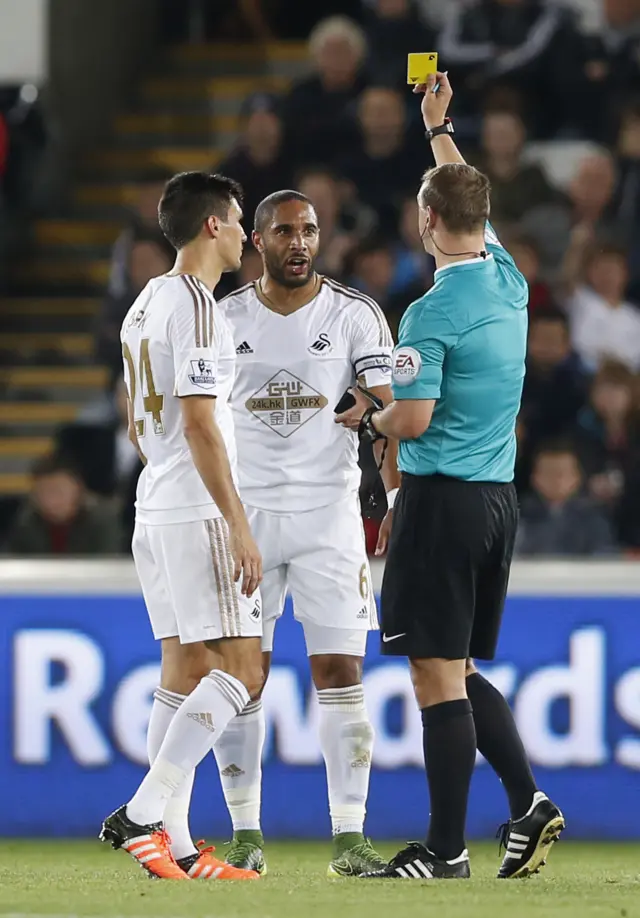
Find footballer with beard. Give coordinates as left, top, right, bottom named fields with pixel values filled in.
left=216, top=190, right=400, bottom=876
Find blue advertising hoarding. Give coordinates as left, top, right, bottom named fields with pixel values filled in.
left=0, top=560, right=639, bottom=839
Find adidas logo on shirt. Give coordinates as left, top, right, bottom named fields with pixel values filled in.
left=236, top=341, right=254, bottom=354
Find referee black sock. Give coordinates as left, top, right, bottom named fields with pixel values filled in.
left=422, top=699, right=476, bottom=861
left=466, top=671, right=537, bottom=821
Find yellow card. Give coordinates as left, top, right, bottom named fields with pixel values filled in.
left=407, top=52, right=438, bottom=85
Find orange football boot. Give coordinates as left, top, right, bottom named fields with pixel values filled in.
left=99, top=805, right=189, bottom=880
left=177, top=840, right=260, bottom=880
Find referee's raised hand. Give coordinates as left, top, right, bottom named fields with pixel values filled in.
left=413, top=71, right=453, bottom=130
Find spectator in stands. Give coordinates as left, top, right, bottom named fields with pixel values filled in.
left=391, top=196, right=433, bottom=297
left=297, top=167, right=354, bottom=277
left=516, top=441, right=615, bottom=556
left=283, top=16, right=367, bottom=167
left=574, top=360, right=640, bottom=513
left=238, top=246, right=263, bottom=285
left=618, top=462, right=640, bottom=551
left=576, top=0, right=640, bottom=142
left=438, top=0, right=580, bottom=137
left=56, top=377, right=143, bottom=549
left=348, top=234, right=395, bottom=303
left=522, top=150, right=620, bottom=279
left=505, top=233, right=554, bottom=312
left=364, top=0, right=435, bottom=89
left=521, top=308, right=588, bottom=448
left=347, top=235, right=425, bottom=337
left=235, top=0, right=365, bottom=40
left=217, top=92, right=292, bottom=229
left=567, top=152, right=619, bottom=232
left=96, top=232, right=175, bottom=387
left=296, top=166, right=374, bottom=276
left=612, top=100, right=640, bottom=234
left=337, top=86, right=423, bottom=225
left=562, top=232, right=640, bottom=372
left=420, top=0, right=468, bottom=28
left=611, top=101, right=640, bottom=300
left=475, top=108, right=561, bottom=223
left=108, top=169, right=170, bottom=298
left=4, top=454, right=122, bottom=556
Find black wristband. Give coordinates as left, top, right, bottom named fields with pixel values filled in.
left=358, top=407, right=385, bottom=444
left=426, top=118, right=454, bottom=142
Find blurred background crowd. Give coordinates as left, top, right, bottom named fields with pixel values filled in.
left=1, top=0, right=640, bottom=559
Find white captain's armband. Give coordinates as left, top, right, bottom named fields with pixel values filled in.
left=354, top=353, right=392, bottom=376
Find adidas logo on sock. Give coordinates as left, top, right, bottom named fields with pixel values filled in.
left=187, top=712, right=215, bottom=732
left=236, top=341, right=253, bottom=354
left=221, top=763, right=245, bottom=778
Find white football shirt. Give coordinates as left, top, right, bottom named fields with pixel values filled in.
left=121, top=273, right=237, bottom=525
left=219, top=277, right=393, bottom=512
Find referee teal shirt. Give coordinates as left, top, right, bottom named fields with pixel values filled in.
left=392, top=225, right=528, bottom=482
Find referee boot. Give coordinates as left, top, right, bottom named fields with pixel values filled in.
left=497, top=792, right=565, bottom=878
left=359, top=841, right=470, bottom=879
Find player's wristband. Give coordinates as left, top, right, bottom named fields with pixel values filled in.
left=425, top=118, right=454, bottom=142
left=386, top=488, right=399, bottom=510
left=359, top=407, right=385, bottom=443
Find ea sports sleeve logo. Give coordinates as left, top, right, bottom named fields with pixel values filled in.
left=392, top=347, right=422, bottom=386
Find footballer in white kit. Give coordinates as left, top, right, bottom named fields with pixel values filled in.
left=123, top=272, right=262, bottom=644
left=212, top=190, right=400, bottom=878
left=102, top=172, right=263, bottom=883
left=221, top=275, right=390, bottom=647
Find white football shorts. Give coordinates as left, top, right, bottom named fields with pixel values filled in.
left=132, top=517, right=262, bottom=644
left=245, top=492, right=378, bottom=657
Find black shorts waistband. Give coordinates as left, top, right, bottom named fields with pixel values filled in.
left=401, top=472, right=514, bottom=490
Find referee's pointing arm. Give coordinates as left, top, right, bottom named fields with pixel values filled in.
left=334, top=70, right=491, bottom=442
left=335, top=73, right=552, bottom=883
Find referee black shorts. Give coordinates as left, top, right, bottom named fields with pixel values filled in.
left=380, top=473, right=518, bottom=661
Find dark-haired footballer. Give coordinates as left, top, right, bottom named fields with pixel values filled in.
left=100, top=172, right=263, bottom=881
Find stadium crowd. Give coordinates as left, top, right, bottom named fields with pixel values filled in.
left=4, top=0, right=640, bottom=557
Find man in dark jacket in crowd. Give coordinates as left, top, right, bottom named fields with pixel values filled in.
left=517, top=441, right=615, bottom=556
left=4, top=454, right=122, bottom=556
left=438, top=0, right=582, bottom=137
left=520, top=308, right=588, bottom=447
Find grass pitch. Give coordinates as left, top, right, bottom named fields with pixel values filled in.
left=0, top=840, right=638, bottom=918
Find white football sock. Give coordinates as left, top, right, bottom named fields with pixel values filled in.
left=214, top=699, right=265, bottom=833
left=127, top=670, right=249, bottom=826
left=317, top=685, right=374, bottom=837
left=147, top=687, right=197, bottom=860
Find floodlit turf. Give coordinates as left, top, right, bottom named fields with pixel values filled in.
left=0, top=840, right=638, bottom=918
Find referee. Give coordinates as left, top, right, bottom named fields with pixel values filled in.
left=336, top=72, right=564, bottom=881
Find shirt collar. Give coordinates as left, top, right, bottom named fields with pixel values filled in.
left=433, top=253, right=494, bottom=280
